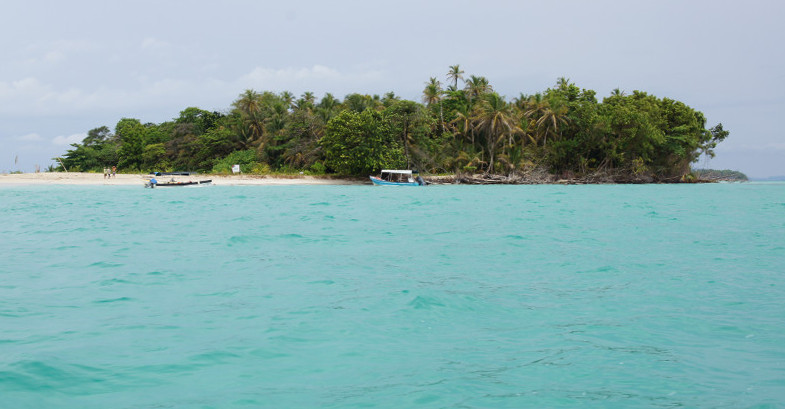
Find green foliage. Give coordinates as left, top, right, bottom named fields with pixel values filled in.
left=211, top=149, right=262, bottom=174
left=55, top=67, right=729, bottom=182
left=310, top=162, right=327, bottom=174
left=693, top=168, right=748, bottom=181
left=116, top=118, right=148, bottom=171
left=58, top=126, right=119, bottom=172
left=321, top=109, right=405, bottom=175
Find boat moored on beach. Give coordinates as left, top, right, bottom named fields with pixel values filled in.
left=145, top=172, right=212, bottom=188
left=370, top=170, right=425, bottom=186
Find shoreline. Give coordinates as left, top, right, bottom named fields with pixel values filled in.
left=0, top=172, right=364, bottom=186
left=0, top=172, right=744, bottom=186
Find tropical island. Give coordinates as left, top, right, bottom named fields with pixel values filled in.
left=55, top=65, right=730, bottom=184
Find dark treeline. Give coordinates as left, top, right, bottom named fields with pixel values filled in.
left=57, top=65, right=729, bottom=181
left=693, top=169, right=748, bottom=181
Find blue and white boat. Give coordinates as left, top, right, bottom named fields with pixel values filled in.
left=370, top=169, right=425, bottom=186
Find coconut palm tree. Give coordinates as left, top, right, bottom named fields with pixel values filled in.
left=294, top=92, right=316, bottom=112
left=464, top=75, right=492, bottom=108
left=447, top=64, right=464, bottom=89
left=316, top=93, right=340, bottom=122
left=449, top=104, right=474, bottom=151
left=280, top=91, right=294, bottom=110
left=382, top=91, right=400, bottom=107
left=233, top=89, right=261, bottom=116
left=422, top=77, right=444, bottom=134
left=472, top=92, right=522, bottom=173
left=534, top=101, right=569, bottom=147
left=232, top=90, right=266, bottom=148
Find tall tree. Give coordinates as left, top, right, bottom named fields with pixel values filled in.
left=321, top=109, right=404, bottom=175
left=472, top=93, right=522, bottom=173
left=422, top=77, right=445, bottom=134
left=447, top=64, right=464, bottom=89
left=464, top=75, right=492, bottom=107
left=115, top=118, right=147, bottom=170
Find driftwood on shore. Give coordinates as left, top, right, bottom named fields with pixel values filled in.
left=425, top=168, right=708, bottom=185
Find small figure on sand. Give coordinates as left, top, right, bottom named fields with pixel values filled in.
left=111, top=166, right=117, bottom=178
left=103, top=168, right=109, bottom=179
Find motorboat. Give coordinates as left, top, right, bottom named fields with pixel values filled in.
left=370, top=170, right=425, bottom=186
left=145, top=172, right=212, bottom=188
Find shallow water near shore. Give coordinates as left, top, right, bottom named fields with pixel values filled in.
left=1, top=183, right=784, bottom=408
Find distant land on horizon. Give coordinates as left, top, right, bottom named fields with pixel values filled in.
left=750, top=175, right=785, bottom=181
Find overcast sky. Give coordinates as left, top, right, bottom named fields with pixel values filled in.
left=2, top=0, right=783, bottom=177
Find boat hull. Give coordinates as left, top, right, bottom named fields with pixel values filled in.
left=369, top=176, right=419, bottom=186
left=148, top=180, right=212, bottom=188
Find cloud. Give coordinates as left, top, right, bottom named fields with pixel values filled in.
left=141, top=37, right=170, bottom=50
left=0, top=77, right=51, bottom=97
left=241, top=65, right=340, bottom=82
left=15, top=133, right=43, bottom=141
left=236, top=64, right=386, bottom=95
left=52, top=133, right=85, bottom=146
left=0, top=63, right=396, bottom=120
left=19, top=39, right=97, bottom=67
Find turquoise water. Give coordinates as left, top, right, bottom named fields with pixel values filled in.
left=1, top=183, right=784, bottom=408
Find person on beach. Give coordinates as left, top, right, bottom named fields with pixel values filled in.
left=103, top=168, right=109, bottom=179
left=111, top=166, right=116, bottom=178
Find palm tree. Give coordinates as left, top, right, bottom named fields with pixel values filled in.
left=447, top=64, right=464, bottom=89
left=382, top=91, right=400, bottom=107
left=422, top=77, right=444, bottom=134
left=232, top=90, right=266, bottom=148
left=464, top=75, right=492, bottom=108
left=233, top=89, right=261, bottom=116
left=294, top=92, right=316, bottom=112
left=472, top=92, right=522, bottom=173
left=387, top=100, right=422, bottom=169
left=534, top=102, right=569, bottom=147
left=301, top=91, right=315, bottom=105
left=280, top=91, right=294, bottom=110
left=449, top=104, right=474, bottom=150
left=316, top=93, right=340, bottom=122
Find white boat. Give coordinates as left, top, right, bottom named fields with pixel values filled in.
left=369, top=170, right=425, bottom=186
left=145, top=172, right=212, bottom=188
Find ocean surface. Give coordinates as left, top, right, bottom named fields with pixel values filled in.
left=1, top=183, right=783, bottom=408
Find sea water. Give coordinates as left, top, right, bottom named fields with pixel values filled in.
left=1, top=183, right=783, bottom=408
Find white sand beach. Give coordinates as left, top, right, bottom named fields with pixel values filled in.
left=0, top=172, right=364, bottom=186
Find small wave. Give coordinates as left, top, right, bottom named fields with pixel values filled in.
left=505, top=234, right=527, bottom=240
left=88, top=261, right=124, bottom=269
left=189, top=350, right=241, bottom=364
left=227, top=235, right=259, bottom=246
left=93, top=297, right=133, bottom=304
left=309, top=280, right=335, bottom=285
left=0, top=360, right=116, bottom=393
left=98, top=278, right=135, bottom=286
left=408, top=296, right=445, bottom=309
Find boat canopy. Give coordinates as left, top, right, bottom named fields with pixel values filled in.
left=380, top=170, right=413, bottom=175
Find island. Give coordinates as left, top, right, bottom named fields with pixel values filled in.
left=53, top=65, right=729, bottom=184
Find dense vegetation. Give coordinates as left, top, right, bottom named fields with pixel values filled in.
left=693, top=169, right=748, bottom=181
left=57, top=66, right=729, bottom=182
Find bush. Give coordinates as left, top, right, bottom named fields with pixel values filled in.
left=211, top=150, right=262, bottom=174
left=310, top=162, right=326, bottom=174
